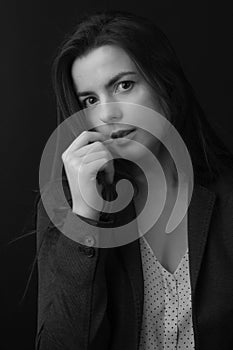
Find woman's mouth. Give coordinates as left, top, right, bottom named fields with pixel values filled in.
left=110, top=128, right=136, bottom=139
left=105, top=128, right=137, bottom=145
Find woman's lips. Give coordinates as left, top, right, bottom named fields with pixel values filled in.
left=108, top=129, right=137, bottom=145
left=103, top=129, right=137, bottom=145
left=110, top=128, right=136, bottom=139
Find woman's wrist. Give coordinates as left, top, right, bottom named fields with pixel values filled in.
left=72, top=206, right=100, bottom=221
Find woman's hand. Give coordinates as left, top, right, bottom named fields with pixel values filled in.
left=62, top=131, right=114, bottom=220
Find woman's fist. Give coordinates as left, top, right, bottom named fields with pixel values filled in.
left=62, top=131, right=114, bottom=219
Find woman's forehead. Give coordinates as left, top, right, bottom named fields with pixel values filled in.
left=71, top=45, right=138, bottom=91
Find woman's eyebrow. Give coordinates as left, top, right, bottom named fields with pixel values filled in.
left=76, top=71, right=137, bottom=97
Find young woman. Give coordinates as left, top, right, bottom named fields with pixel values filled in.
left=36, top=10, right=233, bottom=350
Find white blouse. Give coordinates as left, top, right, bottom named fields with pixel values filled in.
left=139, top=236, right=195, bottom=350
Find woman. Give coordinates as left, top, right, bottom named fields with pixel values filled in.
left=36, top=10, right=233, bottom=349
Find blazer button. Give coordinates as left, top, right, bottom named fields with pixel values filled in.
left=84, top=235, right=95, bottom=247
left=84, top=246, right=95, bottom=257
left=83, top=236, right=95, bottom=257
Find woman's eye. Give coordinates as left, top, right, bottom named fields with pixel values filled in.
left=116, top=81, right=135, bottom=93
left=82, top=96, right=97, bottom=107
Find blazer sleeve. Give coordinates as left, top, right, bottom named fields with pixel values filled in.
left=35, top=190, right=113, bottom=349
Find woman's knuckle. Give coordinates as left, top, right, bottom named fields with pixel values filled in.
left=95, top=141, right=101, bottom=147
left=69, top=156, right=78, bottom=167
left=61, top=152, right=66, bottom=161
left=82, top=130, right=89, bottom=138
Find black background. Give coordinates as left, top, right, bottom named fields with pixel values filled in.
left=1, top=0, right=232, bottom=349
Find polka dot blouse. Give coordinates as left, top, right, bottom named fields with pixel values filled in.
left=139, top=236, right=195, bottom=349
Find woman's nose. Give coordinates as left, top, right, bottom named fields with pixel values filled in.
left=99, top=102, right=123, bottom=123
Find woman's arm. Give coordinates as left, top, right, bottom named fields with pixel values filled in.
left=35, top=191, right=112, bottom=349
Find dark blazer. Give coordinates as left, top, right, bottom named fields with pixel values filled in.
left=35, top=169, right=233, bottom=350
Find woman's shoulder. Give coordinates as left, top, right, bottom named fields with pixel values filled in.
left=198, top=166, right=233, bottom=204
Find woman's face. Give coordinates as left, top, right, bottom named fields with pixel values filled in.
left=71, top=45, right=169, bottom=161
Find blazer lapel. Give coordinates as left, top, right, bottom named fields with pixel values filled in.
left=187, top=183, right=216, bottom=296
left=119, top=182, right=216, bottom=345
left=119, top=239, right=144, bottom=348
left=118, top=201, right=144, bottom=349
